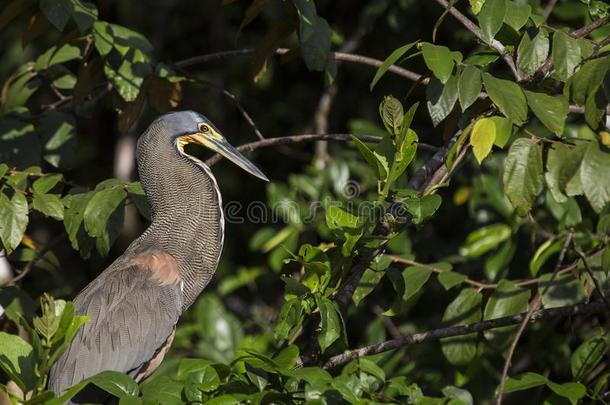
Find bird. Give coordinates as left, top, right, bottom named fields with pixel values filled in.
left=48, top=111, right=268, bottom=402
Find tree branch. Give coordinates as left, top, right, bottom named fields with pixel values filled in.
left=323, top=297, right=609, bottom=369
left=204, top=133, right=440, bottom=167
left=389, top=255, right=580, bottom=291
left=496, top=230, right=574, bottom=405
left=571, top=15, right=610, bottom=39
left=176, top=48, right=424, bottom=83
left=176, top=48, right=600, bottom=115
left=433, top=0, right=523, bottom=81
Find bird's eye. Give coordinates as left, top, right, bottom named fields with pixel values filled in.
left=199, top=124, right=210, bottom=133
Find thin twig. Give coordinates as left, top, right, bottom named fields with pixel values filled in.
left=573, top=243, right=610, bottom=309
left=172, top=65, right=265, bottom=140
left=2, top=234, right=67, bottom=286
left=571, top=15, right=610, bottom=38
left=542, top=0, right=558, bottom=23
left=408, top=130, right=462, bottom=190
left=175, top=48, right=596, bottom=115
left=333, top=242, right=388, bottom=308
left=388, top=255, right=580, bottom=290
left=176, top=48, right=424, bottom=83
left=496, top=230, right=574, bottom=405
left=204, top=133, right=439, bottom=166
left=323, top=297, right=608, bottom=369
left=433, top=0, right=523, bottom=81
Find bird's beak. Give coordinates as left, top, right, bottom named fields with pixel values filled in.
left=180, top=132, right=269, bottom=182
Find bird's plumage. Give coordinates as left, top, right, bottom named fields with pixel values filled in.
left=48, top=251, right=182, bottom=393
left=48, top=111, right=267, bottom=403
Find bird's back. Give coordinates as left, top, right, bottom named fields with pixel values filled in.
left=48, top=250, right=183, bottom=401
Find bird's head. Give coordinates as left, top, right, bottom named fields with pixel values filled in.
left=155, top=110, right=268, bottom=181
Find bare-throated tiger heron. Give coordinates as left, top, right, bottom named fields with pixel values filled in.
left=48, top=111, right=268, bottom=402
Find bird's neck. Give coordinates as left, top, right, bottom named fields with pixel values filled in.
left=132, top=129, right=224, bottom=311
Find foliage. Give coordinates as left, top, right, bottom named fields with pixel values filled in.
left=0, top=0, right=609, bottom=404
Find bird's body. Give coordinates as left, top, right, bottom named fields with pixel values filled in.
left=48, top=111, right=267, bottom=402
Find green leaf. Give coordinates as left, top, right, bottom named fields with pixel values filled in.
left=273, top=345, right=299, bottom=370
left=32, top=193, right=64, bottom=220
left=274, top=299, right=303, bottom=343
left=524, top=91, right=568, bottom=136
left=503, top=372, right=548, bottom=393
left=426, top=75, right=459, bottom=127
left=218, top=267, right=263, bottom=296
left=0, top=118, right=40, bottom=169
left=63, top=192, right=95, bottom=256
left=483, top=280, right=530, bottom=348
left=469, top=0, right=486, bottom=14
left=83, top=187, right=127, bottom=238
left=517, top=29, right=549, bottom=76
left=477, top=0, right=507, bottom=44
left=353, top=255, right=390, bottom=306
left=552, top=31, right=583, bottom=81
left=370, top=42, right=417, bottom=90
left=326, top=205, right=359, bottom=229
left=441, top=288, right=482, bottom=365
left=529, top=238, right=563, bottom=276
left=402, top=194, right=442, bottom=225
left=385, top=265, right=432, bottom=316
left=39, top=111, right=77, bottom=169
left=545, top=142, right=586, bottom=203
left=546, top=381, right=586, bottom=405
left=40, top=0, right=72, bottom=31
left=379, top=95, right=404, bottom=136
left=482, top=73, right=528, bottom=124
left=93, top=22, right=153, bottom=102
left=400, top=265, right=432, bottom=302
left=0, top=332, right=37, bottom=392
left=504, top=1, right=531, bottom=31
left=470, top=117, right=496, bottom=164
left=389, top=128, right=418, bottom=183
left=422, top=42, right=456, bottom=84
left=89, top=371, right=139, bottom=398
left=580, top=142, right=610, bottom=213
left=0, top=287, right=36, bottom=324
left=32, top=174, right=63, bottom=194
left=489, top=116, right=512, bottom=148
left=294, top=0, right=331, bottom=72
left=459, top=224, right=512, bottom=258
left=539, top=273, right=586, bottom=308
left=545, top=191, right=582, bottom=228
left=400, top=102, right=419, bottom=136
left=194, top=294, right=243, bottom=363
left=484, top=239, right=516, bottom=280
left=458, top=65, right=482, bottom=111
left=35, top=44, right=81, bottom=70
left=351, top=136, right=388, bottom=180
left=140, top=377, right=183, bottom=405
left=0, top=191, right=28, bottom=253
left=438, top=271, right=467, bottom=290
left=503, top=138, right=544, bottom=216
left=569, top=55, right=610, bottom=106
left=185, top=366, right=220, bottom=396
left=0, top=69, right=39, bottom=114
left=316, top=296, right=341, bottom=352
left=72, top=0, right=98, bottom=32
left=463, top=51, right=499, bottom=66
left=571, top=333, right=609, bottom=380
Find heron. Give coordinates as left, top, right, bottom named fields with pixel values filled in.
left=48, top=111, right=268, bottom=402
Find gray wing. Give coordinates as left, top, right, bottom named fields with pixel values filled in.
left=48, top=258, right=183, bottom=395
